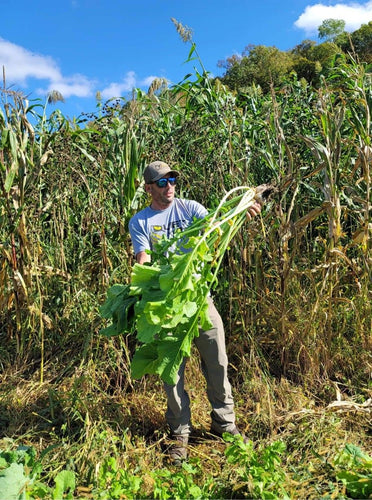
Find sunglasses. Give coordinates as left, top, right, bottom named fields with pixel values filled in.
left=153, top=177, right=177, bottom=188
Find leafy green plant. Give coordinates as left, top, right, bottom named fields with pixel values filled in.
left=150, top=460, right=215, bottom=499
left=94, top=456, right=142, bottom=499
left=0, top=445, right=75, bottom=499
left=333, top=444, right=372, bottom=499
left=95, top=455, right=215, bottom=499
left=100, top=185, right=271, bottom=384
left=0, top=446, right=37, bottom=500
left=223, top=434, right=289, bottom=499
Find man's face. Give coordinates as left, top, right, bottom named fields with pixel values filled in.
left=145, top=173, right=176, bottom=209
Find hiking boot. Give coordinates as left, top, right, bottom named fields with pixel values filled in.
left=168, top=435, right=188, bottom=465
left=210, top=425, right=249, bottom=444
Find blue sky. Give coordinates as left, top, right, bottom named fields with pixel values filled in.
left=1, top=0, right=372, bottom=120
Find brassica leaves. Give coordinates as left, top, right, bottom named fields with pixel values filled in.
left=99, top=186, right=262, bottom=385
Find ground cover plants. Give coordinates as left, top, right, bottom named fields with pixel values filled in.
left=0, top=26, right=371, bottom=499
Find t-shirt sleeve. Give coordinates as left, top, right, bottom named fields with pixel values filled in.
left=186, top=200, right=208, bottom=219
left=128, top=216, right=150, bottom=256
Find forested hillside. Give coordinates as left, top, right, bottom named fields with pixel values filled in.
left=0, top=20, right=371, bottom=499
left=218, top=19, right=372, bottom=90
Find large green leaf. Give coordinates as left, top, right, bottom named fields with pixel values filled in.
left=143, top=295, right=197, bottom=329
left=99, top=284, right=137, bottom=337
left=52, top=470, right=75, bottom=500
left=135, top=312, right=162, bottom=343
left=0, top=462, right=28, bottom=500
left=130, top=342, right=161, bottom=379
left=4, top=161, right=17, bottom=193
left=131, top=263, right=161, bottom=288
left=131, top=321, right=199, bottom=385
left=156, top=327, right=197, bottom=384
left=158, top=251, right=196, bottom=293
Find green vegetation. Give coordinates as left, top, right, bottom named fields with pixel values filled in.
left=100, top=186, right=269, bottom=384
left=218, top=19, right=372, bottom=89
left=1, top=20, right=371, bottom=499
left=0, top=445, right=75, bottom=499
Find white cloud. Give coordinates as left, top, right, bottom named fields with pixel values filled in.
left=100, top=72, right=163, bottom=99
left=0, top=36, right=160, bottom=102
left=0, top=38, right=60, bottom=85
left=39, top=75, right=96, bottom=99
left=100, top=71, right=137, bottom=99
left=0, top=37, right=95, bottom=99
left=294, top=1, right=372, bottom=34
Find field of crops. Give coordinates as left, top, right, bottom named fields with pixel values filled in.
left=0, top=38, right=371, bottom=499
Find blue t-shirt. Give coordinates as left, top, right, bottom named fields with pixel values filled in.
left=129, top=198, right=208, bottom=256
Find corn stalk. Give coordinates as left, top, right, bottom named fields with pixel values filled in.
left=0, top=85, right=34, bottom=355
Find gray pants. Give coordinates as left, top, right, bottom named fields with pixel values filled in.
left=163, top=297, right=236, bottom=436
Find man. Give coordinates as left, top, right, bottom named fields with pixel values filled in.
left=128, top=160, right=262, bottom=464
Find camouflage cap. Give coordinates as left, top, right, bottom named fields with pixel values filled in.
left=143, top=161, right=179, bottom=184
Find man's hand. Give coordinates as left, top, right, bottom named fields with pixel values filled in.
left=246, top=183, right=275, bottom=220
left=246, top=201, right=262, bottom=221
left=136, top=251, right=151, bottom=264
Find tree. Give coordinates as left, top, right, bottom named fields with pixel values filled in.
left=292, top=40, right=317, bottom=58
left=219, top=45, right=293, bottom=92
left=350, top=21, right=372, bottom=63
left=318, top=19, right=346, bottom=42
left=335, top=21, right=372, bottom=63
left=291, top=40, right=342, bottom=85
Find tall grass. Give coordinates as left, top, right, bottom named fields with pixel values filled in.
left=0, top=41, right=371, bottom=498
left=1, top=51, right=370, bottom=385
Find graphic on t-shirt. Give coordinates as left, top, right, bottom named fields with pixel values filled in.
left=150, top=219, right=187, bottom=248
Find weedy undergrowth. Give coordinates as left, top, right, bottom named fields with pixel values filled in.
left=92, top=435, right=290, bottom=499
left=0, top=444, right=75, bottom=500
left=94, top=455, right=216, bottom=499
left=333, top=444, right=372, bottom=499
left=223, top=434, right=289, bottom=499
